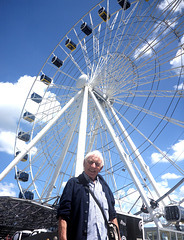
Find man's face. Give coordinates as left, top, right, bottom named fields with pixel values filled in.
left=83, top=154, right=103, bottom=181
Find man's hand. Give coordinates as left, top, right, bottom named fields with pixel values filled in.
left=111, top=218, right=121, bottom=240
left=58, top=217, right=67, bottom=240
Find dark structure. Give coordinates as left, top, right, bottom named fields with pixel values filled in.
left=0, top=196, right=58, bottom=239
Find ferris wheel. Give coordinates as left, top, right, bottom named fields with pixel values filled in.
left=1, top=0, right=184, bottom=228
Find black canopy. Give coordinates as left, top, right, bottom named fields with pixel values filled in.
left=0, top=196, right=58, bottom=239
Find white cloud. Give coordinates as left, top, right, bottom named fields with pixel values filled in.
left=157, top=179, right=170, bottom=190
left=158, top=0, right=184, bottom=13
left=181, top=35, right=184, bottom=45
left=171, top=139, right=184, bottom=161
left=0, top=74, right=61, bottom=166
left=115, top=177, right=184, bottom=216
left=0, top=75, right=47, bottom=155
left=0, top=131, right=37, bottom=157
left=161, top=172, right=181, bottom=180
left=0, top=182, right=17, bottom=196
left=170, top=48, right=184, bottom=74
left=153, top=18, right=178, bottom=37
left=134, top=38, right=159, bottom=60
left=145, top=179, right=183, bottom=208
left=151, top=139, right=184, bottom=164
left=157, top=1, right=184, bottom=79
left=180, top=185, right=184, bottom=194
left=0, top=76, right=36, bottom=132
left=116, top=187, right=141, bottom=213
left=170, top=35, right=184, bottom=77
left=0, top=131, right=16, bottom=154
left=174, top=82, right=184, bottom=90
left=0, top=76, right=35, bottom=155
left=151, top=151, right=168, bottom=164
left=61, top=181, right=67, bottom=189
left=154, top=179, right=184, bottom=207
left=179, top=185, right=184, bottom=205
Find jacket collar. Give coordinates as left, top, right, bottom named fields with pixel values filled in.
left=77, top=171, right=103, bottom=186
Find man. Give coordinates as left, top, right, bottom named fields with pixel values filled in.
left=57, top=150, right=119, bottom=240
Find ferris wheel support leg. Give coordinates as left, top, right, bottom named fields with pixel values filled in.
left=75, top=86, right=89, bottom=177
left=89, top=89, right=163, bottom=228
left=0, top=90, right=82, bottom=182
left=109, top=105, right=166, bottom=207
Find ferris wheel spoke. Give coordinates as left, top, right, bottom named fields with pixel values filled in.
left=117, top=6, right=159, bottom=60
left=108, top=105, right=166, bottom=203
left=134, top=23, right=184, bottom=65
left=115, top=90, right=183, bottom=98
left=115, top=98, right=184, bottom=128
left=52, top=73, right=78, bottom=85
left=101, top=143, right=123, bottom=209
left=109, top=1, right=140, bottom=54
left=113, top=107, right=184, bottom=176
left=122, top=7, right=181, bottom=64
left=88, top=11, right=100, bottom=73
left=28, top=164, right=48, bottom=199
left=31, top=137, right=65, bottom=199
left=86, top=113, right=101, bottom=152
left=112, top=65, right=183, bottom=95
left=133, top=33, right=184, bottom=71
left=59, top=45, right=84, bottom=75
left=92, top=24, right=101, bottom=70
left=73, top=28, right=92, bottom=76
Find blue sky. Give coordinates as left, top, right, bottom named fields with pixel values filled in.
left=0, top=0, right=100, bottom=195
left=0, top=0, right=100, bottom=82
left=0, top=0, right=184, bottom=214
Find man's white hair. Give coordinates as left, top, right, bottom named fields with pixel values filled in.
left=84, top=150, right=104, bottom=166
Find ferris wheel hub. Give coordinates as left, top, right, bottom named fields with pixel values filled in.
left=76, top=74, right=88, bottom=88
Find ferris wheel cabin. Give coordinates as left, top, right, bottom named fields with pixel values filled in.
left=165, top=205, right=184, bottom=222
left=15, top=171, right=29, bottom=182
left=52, top=56, right=63, bottom=68
left=18, top=131, right=30, bottom=142
left=40, top=74, right=52, bottom=85
left=15, top=151, right=28, bottom=162
left=23, top=111, right=35, bottom=123
left=98, top=7, right=111, bottom=22
left=80, top=22, right=92, bottom=36
left=31, top=92, right=42, bottom=104
left=117, top=0, right=131, bottom=10
left=65, top=39, right=77, bottom=51
left=19, top=190, right=34, bottom=200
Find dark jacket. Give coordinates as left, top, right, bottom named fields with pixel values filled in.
left=57, top=172, right=116, bottom=240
